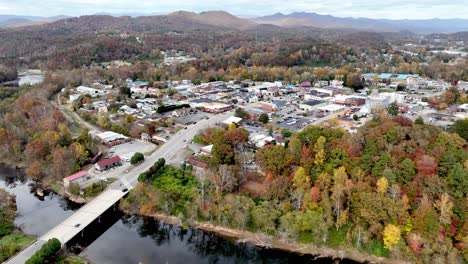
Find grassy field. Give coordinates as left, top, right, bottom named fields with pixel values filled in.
left=0, top=232, right=35, bottom=262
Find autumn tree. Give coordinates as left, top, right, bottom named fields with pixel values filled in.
left=383, top=224, right=401, bottom=249
left=331, top=166, right=348, bottom=230
left=375, top=177, right=388, bottom=194
left=412, top=195, right=439, bottom=239
left=435, top=193, right=453, bottom=226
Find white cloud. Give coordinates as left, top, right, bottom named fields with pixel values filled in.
left=0, top=0, right=467, bottom=19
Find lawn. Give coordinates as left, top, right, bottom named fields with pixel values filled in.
left=0, top=232, right=35, bottom=262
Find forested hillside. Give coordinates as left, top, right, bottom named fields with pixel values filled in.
left=122, top=115, right=467, bottom=262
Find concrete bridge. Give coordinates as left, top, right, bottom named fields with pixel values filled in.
left=5, top=188, right=129, bottom=264
left=6, top=109, right=235, bottom=264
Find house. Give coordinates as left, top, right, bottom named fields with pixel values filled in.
left=223, top=116, right=242, bottom=126
left=63, top=171, right=88, bottom=188
left=185, top=156, right=209, bottom=176
left=95, top=156, right=122, bottom=171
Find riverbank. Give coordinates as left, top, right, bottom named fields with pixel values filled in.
left=121, top=209, right=411, bottom=264
left=0, top=232, right=35, bottom=262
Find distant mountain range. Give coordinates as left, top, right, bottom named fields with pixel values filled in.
left=254, top=12, right=468, bottom=34
left=0, top=15, right=69, bottom=27
left=1, top=11, right=467, bottom=34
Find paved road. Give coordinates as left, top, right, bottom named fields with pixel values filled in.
left=6, top=109, right=236, bottom=264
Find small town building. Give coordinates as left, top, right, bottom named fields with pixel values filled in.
left=63, top=171, right=89, bottom=188
left=197, top=102, right=232, bottom=113
left=95, top=131, right=131, bottom=146
left=457, top=104, right=468, bottom=113
left=95, top=156, right=122, bottom=171
left=318, top=104, right=346, bottom=113
left=200, top=145, right=213, bottom=155
left=76, top=86, right=109, bottom=97
left=299, top=100, right=324, bottom=112
left=141, top=132, right=152, bottom=143
left=223, top=116, right=242, bottom=126
left=258, top=102, right=278, bottom=112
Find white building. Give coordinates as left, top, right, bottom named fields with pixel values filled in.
left=76, top=86, right=109, bottom=97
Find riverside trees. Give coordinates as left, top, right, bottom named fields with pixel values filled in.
left=123, top=115, right=467, bottom=262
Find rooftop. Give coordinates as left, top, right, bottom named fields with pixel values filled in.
left=64, top=171, right=88, bottom=182
left=97, top=156, right=121, bottom=167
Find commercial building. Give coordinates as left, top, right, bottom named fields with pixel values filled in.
left=63, top=171, right=89, bottom=188
left=95, top=131, right=131, bottom=146
left=197, top=102, right=232, bottom=113
left=95, top=156, right=122, bottom=171
left=318, top=104, right=346, bottom=113
left=299, top=100, right=325, bottom=112
left=223, top=116, right=242, bottom=126
left=76, top=86, right=109, bottom=97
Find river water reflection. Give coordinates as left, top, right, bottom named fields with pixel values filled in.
left=1, top=166, right=357, bottom=264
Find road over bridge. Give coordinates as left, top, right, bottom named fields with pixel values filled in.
left=6, top=109, right=235, bottom=264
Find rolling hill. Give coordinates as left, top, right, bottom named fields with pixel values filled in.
left=254, top=12, right=468, bottom=34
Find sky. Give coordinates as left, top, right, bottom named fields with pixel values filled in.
left=0, top=0, right=466, bottom=20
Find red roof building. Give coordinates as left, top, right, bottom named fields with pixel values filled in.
left=63, top=171, right=88, bottom=187
left=95, top=156, right=122, bottom=171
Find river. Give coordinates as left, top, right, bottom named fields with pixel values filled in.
left=18, top=70, right=44, bottom=86
left=1, top=166, right=357, bottom=264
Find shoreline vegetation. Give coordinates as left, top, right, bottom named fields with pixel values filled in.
left=122, top=209, right=411, bottom=264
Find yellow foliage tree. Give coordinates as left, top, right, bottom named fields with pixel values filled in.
left=383, top=224, right=401, bottom=249
left=228, top=122, right=237, bottom=131
left=376, top=177, right=388, bottom=194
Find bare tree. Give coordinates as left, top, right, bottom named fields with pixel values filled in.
left=208, top=164, right=236, bottom=197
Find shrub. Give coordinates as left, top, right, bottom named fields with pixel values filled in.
left=26, top=238, right=61, bottom=264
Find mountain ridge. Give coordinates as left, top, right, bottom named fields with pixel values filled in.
left=254, top=12, right=468, bottom=34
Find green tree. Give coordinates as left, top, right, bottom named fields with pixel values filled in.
left=234, top=107, right=250, bottom=119
left=258, top=113, right=269, bottom=124
left=447, top=163, right=468, bottom=199
left=415, top=116, right=424, bottom=125
left=130, top=152, right=144, bottom=165
left=387, top=101, right=399, bottom=116
left=251, top=201, right=280, bottom=233
left=450, top=118, right=468, bottom=141
left=281, top=129, right=292, bottom=138
left=397, top=158, right=416, bottom=184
